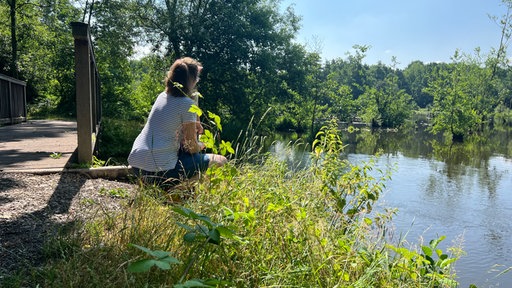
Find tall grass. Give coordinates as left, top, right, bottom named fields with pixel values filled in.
left=9, top=120, right=462, bottom=287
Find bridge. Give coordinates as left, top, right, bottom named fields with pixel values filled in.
left=0, top=22, right=128, bottom=178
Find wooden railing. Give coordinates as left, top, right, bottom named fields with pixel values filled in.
left=71, top=22, right=102, bottom=164
left=0, top=74, right=26, bottom=125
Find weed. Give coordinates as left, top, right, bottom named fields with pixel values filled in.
left=99, top=187, right=129, bottom=198
left=50, top=152, right=62, bottom=159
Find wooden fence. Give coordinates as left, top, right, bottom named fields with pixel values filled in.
left=71, top=22, right=102, bottom=164
left=0, top=74, right=26, bottom=125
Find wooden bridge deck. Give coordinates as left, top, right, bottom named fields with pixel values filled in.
left=0, top=120, right=77, bottom=172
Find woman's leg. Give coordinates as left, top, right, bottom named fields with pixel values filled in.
left=132, top=167, right=180, bottom=187
left=174, top=152, right=211, bottom=179
left=206, top=153, right=228, bottom=167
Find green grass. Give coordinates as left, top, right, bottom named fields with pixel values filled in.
left=4, top=121, right=462, bottom=287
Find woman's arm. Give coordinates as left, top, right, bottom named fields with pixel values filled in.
left=181, top=122, right=205, bottom=153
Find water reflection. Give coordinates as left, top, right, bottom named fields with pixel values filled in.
left=267, top=133, right=311, bottom=171
left=269, top=127, right=512, bottom=288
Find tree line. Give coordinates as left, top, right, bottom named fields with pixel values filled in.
left=1, top=0, right=512, bottom=148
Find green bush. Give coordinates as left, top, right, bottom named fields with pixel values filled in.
left=96, top=117, right=143, bottom=163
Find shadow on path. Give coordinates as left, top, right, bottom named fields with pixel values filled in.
left=0, top=172, right=86, bottom=275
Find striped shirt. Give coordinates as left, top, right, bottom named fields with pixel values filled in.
left=128, top=91, right=196, bottom=172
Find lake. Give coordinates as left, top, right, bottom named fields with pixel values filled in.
left=269, top=127, right=512, bottom=287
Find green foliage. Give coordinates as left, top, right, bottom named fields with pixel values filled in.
left=189, top=105, right=235, bottom=157
left=92, top=0, right=141, bottom=119
left=128, top=244, right=181, bottom=273
left=322, top=81, right=356, bottom=123
left=126, top=0, right=307, bottom=135
left=403, top=61, right=434, bottom=108
left=96, top=117, right=142, bottom=161
left=356, top=59, right=416, bottom=128
left=493, top=103, right=512, bottom=128
left=312, top=119, right=391, bottom=227
left=126, top=206, right=239, bottom=286
left=50, top=152, right=62, bottom=159
left=425, top=52, right=486, bottom=141
left=172, top=206, right=239, bottom=246
left=387, top=236, right=460, bottom=287
left=99, top=187, right=130, bottom=198
left=0, top=0, right=81, bottom=116
left=128, top=55, right=169, bottom=120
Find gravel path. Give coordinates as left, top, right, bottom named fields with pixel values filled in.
left=0, top=172, right=138, bottom=275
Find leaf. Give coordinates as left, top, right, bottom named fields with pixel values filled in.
left=440, top=258, right=457, bottom=268
left=421, top=246, right=432, bottom=257
left=150, top=250, right=173, bottom=259
left=161, top=256, right=182, bottom=265
left=177, top=222, right=195, bottom=232
left=196, top=224, right=210, bottom=236
left=429, top=235, right=446, bottom=249
left=189, top=104, right=203, bottom=117
left=207, top=111, right=222, bottom=131
left=424, top=255, right=435, bottom=265
left=173, top=206, right=194, bottom=217
left=220, top=140, right=234, bottom=155
left=196, top=215, right=214, bottom=227
left=342, top=271, right=350, bottom=281
left=184, top=232, right=197, bottom=243
left=154, top=260, right=171, bottom=270
left=130, top=244, right=174, bottom=259
left=174, top=279, right=215, bottom=288
left=208, top=228, right=221, bottom=245
left=130, top=243, right=153, bottom=255
left=215, top=226, right=236, bottom=239
left=128, top=259, right=157, bottom=273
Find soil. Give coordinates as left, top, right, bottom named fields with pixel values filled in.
left=0, top=172, right=138, bottom=276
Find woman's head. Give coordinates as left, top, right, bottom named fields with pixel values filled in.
left=165, top=57, right=202, bottom=97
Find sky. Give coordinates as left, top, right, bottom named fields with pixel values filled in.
left=280, top=0, right=510, bottom=68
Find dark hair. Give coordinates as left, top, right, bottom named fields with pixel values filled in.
left=165, top=57, right=202, bottom=97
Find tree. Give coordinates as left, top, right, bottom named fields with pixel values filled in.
left=89, top=0, right=140, bottom=119
left=0, top=2, right=10, bottom=74
left=357, top=74, right=415, bottom=128
left=424, top=52, right=482, bottom=142
left=130, top=0, right=305, bottom=135
left=0, top=0, right=81, bottom=113
left=6, top=0, right=18, bottom=76
left=322, top=80, right=355, bottom=124
left=488, top=0, right=512, bottom=81
left=403, top=61, right=433, bottom=108
left=324, top=45, right=371, bottom=101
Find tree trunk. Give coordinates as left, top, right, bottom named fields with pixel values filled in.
left=165, top=0, right=181, bottom=58
left=9, top=0, right=18, bottom=77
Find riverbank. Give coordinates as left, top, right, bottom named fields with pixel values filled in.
left=0, top=125, right=462, bottom=287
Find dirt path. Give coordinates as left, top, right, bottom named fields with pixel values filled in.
left=0, top=172, right=138, bottom=275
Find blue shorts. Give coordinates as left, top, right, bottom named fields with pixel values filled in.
left=132, top=152, right=210, bottom=186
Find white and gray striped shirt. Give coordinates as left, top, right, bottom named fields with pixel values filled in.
left=128, top=91, right=196, bottom=172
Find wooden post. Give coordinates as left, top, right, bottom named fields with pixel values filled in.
left=71, top=22, right=94, bottom=164
left=90, top=60, right=97, bottom=133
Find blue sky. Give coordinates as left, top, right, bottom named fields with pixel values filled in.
left=280, top=0, right=509, bottom=67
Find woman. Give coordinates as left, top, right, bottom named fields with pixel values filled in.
left=128, top=57, right=227, bottom=187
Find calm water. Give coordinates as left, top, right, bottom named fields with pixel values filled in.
left=270, top=127, right=512, bottom=287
